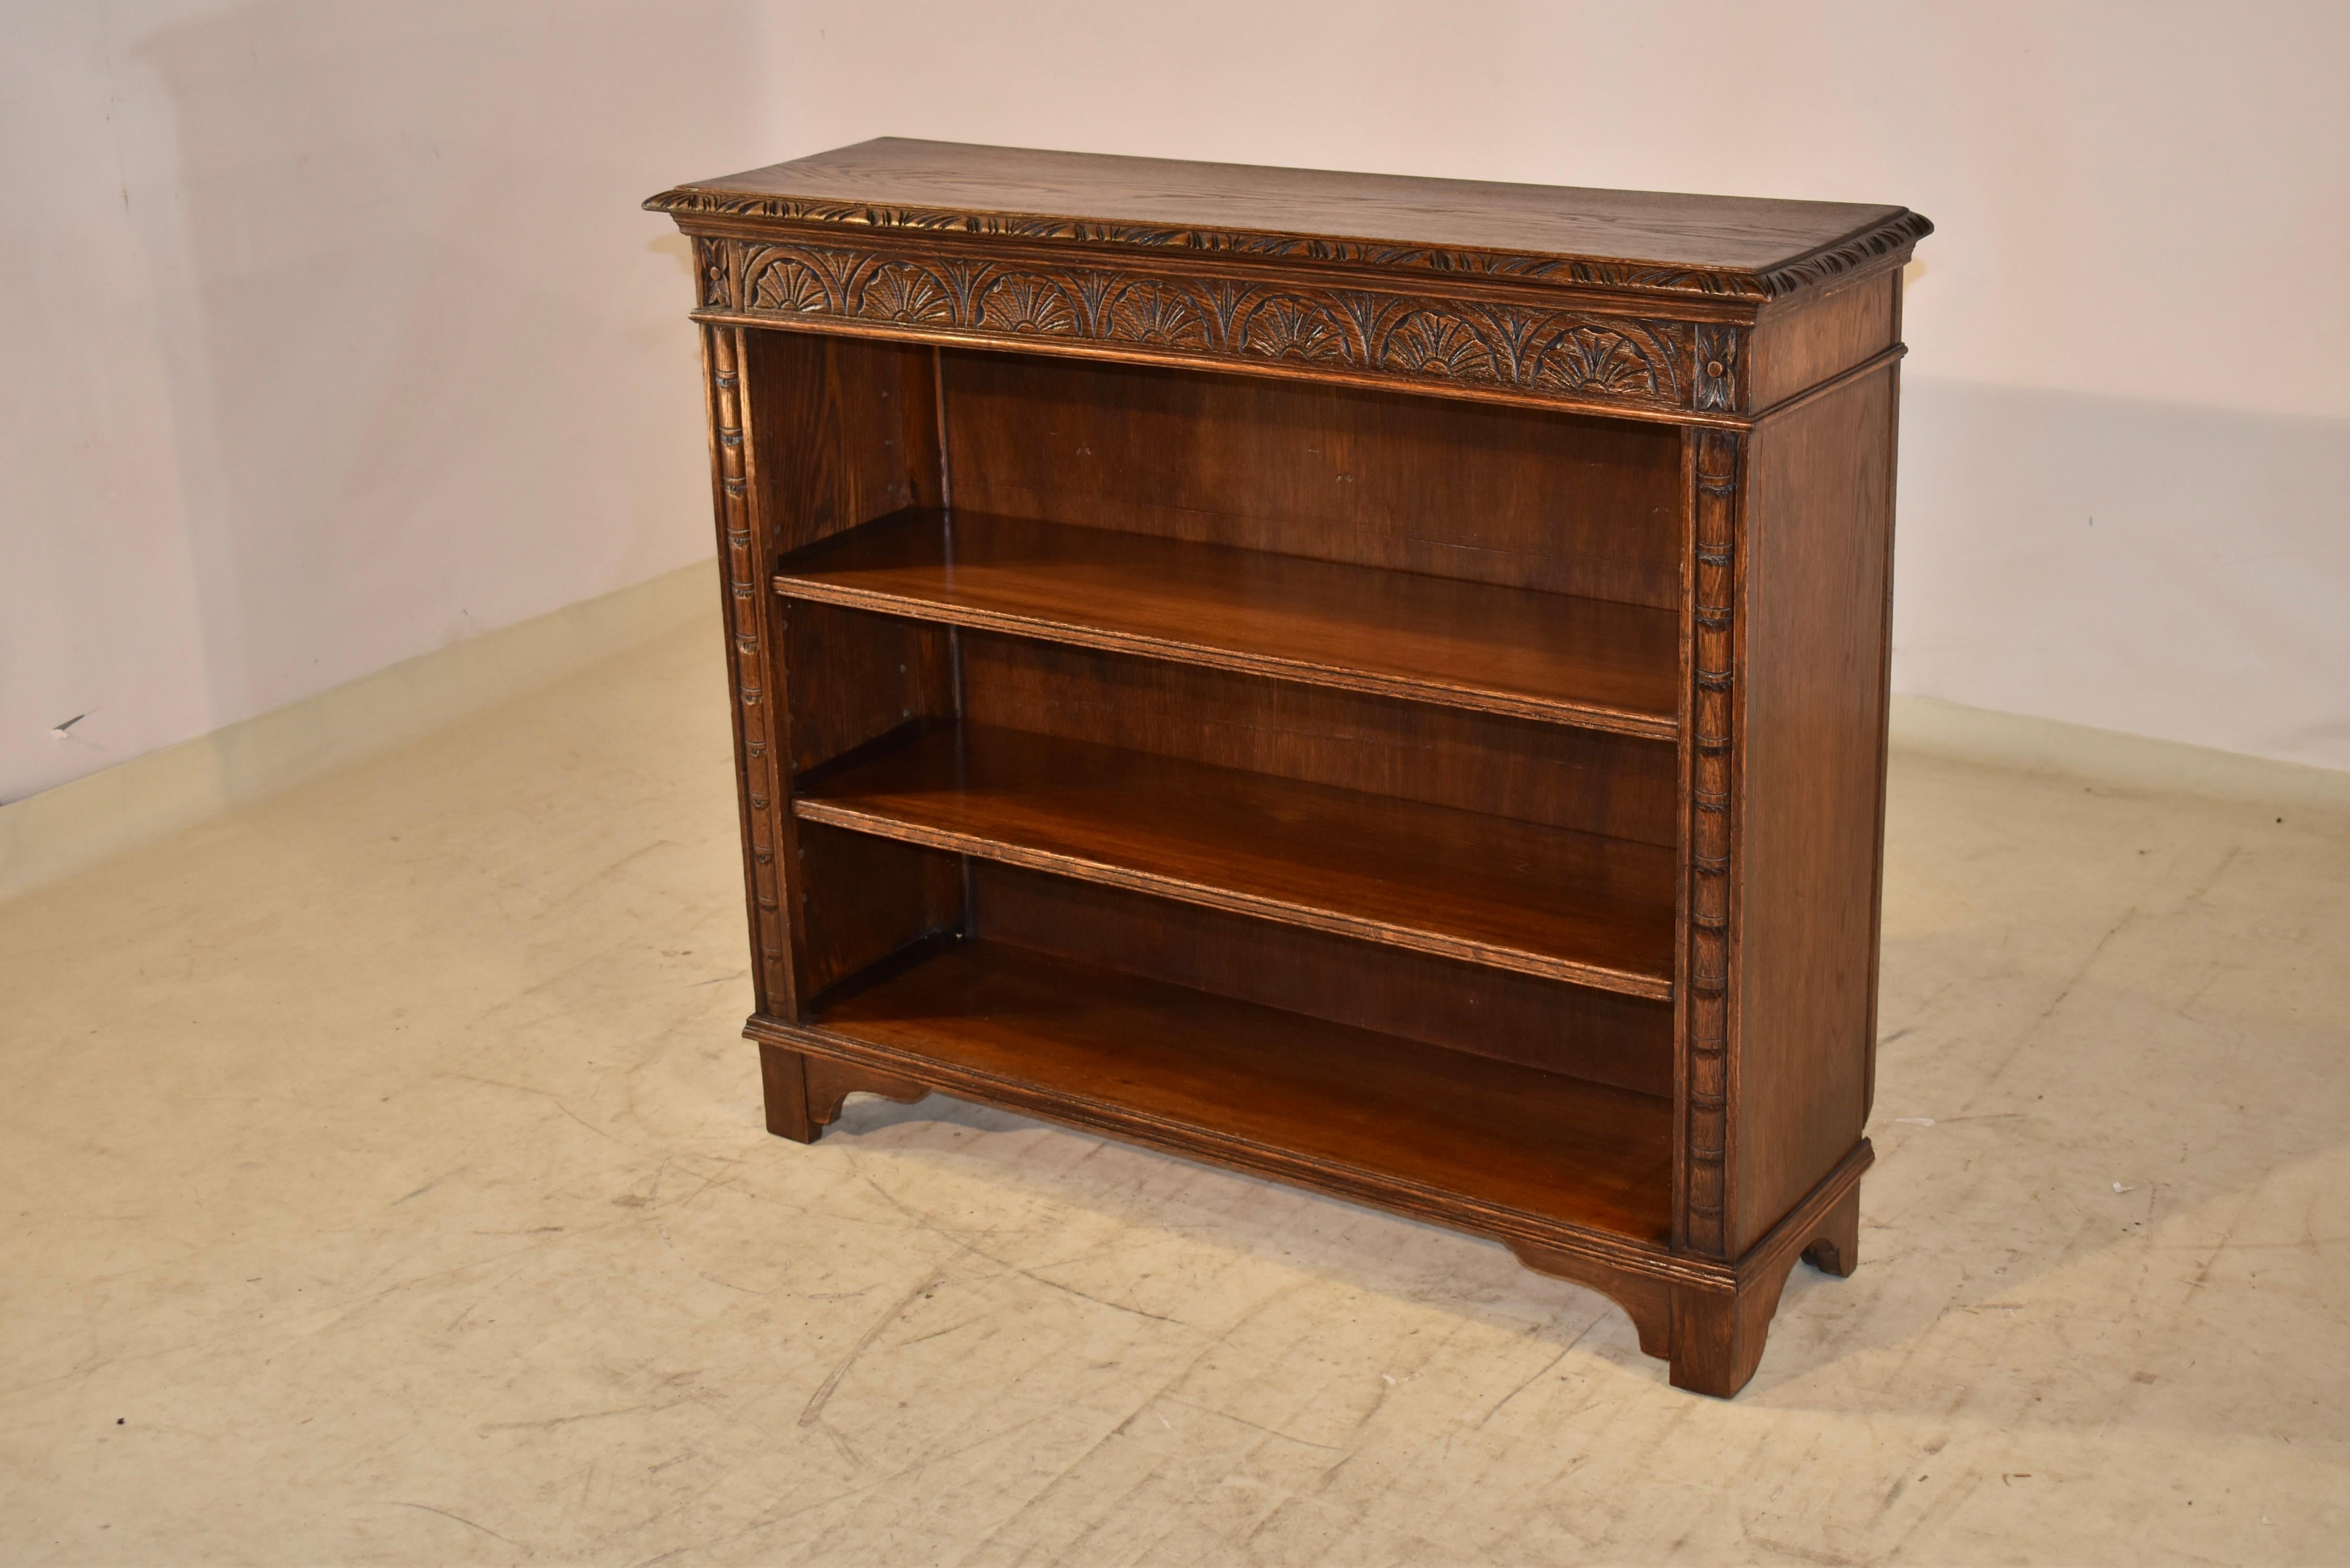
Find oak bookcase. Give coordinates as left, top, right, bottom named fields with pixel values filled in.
left=647, top=140, right=1929, bottom=1396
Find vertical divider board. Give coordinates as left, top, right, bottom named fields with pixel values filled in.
left=656, top=139, right=1926, bottom=1396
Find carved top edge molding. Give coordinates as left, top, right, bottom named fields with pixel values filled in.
left=646, top=190, right=1933, bottom=302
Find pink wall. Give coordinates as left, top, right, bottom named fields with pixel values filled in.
left=1, top=0, right=763, bottom=801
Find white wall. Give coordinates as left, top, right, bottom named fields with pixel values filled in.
left=0, top=0, right=774, bottom=803
left=6, top=1, right=2346, bottom=805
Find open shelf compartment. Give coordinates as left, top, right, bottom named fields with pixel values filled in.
left=794, top=720, right=1678, bottom=998
left=744, top=327, right=1690, bottom=1267
left=788, top=934, right=1674, bottom=1246
left=776, top=508, right=1679, bottom=736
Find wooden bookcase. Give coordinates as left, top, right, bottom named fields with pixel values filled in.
left=648, top=140, right=1929, bottom=1396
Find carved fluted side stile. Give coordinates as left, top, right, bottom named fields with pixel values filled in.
left=707, top=326, right=792, bottom=1011
left=1686, top=430, right=1741, bottom=1256
left=692, top=236, right=1699, bottom=413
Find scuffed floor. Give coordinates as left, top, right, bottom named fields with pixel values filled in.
left=3, top=619, right=2345, bottom=1566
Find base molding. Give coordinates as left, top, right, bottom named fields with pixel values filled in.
left=749, top=1028, right=1870, bottom=1398
left=1513, top=1147, right=1867, bottom=1394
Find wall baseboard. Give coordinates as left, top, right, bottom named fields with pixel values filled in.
left=0, top=560, right=716, bottom=904
left=1891, top=695, right=2350, bottom=817
left=1892, top=381, right=2350, bottom=774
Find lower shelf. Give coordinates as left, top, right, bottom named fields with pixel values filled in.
left=794, top=722, right=1678, bottom=998
left=782, top=936, right=1673, bottom=1246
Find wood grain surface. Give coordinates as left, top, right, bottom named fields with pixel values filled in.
left=777, top=509, right=1678, bottom=734
left=940, top=350, right=1685, bottom=607
left=794, top=722, right=1678, bottom=997
left=801, top=936, right=1675, bottom=1242
left=650, top=137, right=1928, bottom=302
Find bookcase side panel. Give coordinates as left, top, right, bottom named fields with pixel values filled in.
left=1743, top=268, right=1900, bottom=410
left=1729, top=367, right=1897, bottom=1256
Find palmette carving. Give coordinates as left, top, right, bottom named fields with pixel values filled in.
left=701, top=238, right=1694, bottom=411
left=1686, top=430, right=1740, bottom=1256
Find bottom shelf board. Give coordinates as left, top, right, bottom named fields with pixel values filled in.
left=797, top=938, right=1672, bottom=1245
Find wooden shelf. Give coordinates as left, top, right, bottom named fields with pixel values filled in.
left=794, top=722, right=1677, bottom=997
left=797, top=936, right=1674, bottom=1243
left=776, top=509, right=1679, bottom=736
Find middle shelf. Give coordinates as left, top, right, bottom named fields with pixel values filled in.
left=795, top=722, right=1678, bottom=998
left=775, top=509, right=1680, bottom=737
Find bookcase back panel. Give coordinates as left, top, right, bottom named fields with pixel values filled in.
left=793, top=822, right=964, bottom=1000
left=940, top=350, right=1683, bottom=609
left=782, top=600, right=953, bottom=776
left=743, top=330, right=941, bottom=553
left=959, top=632, right=1678, bottom=847
left=973, top=864, right=1672, bottom=1096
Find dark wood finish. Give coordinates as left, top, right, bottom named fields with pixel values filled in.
left=746, top=328, right=941, bottom=554
left=958, top=635, right=1678, bottom=846
left=974, top=864, right=1674, bottom=1097
left=780, top=936, right=1672, bottom=1240
left=938, top=352, right=1685, bottom=607
left=1744, top=268, right=1900, bottom=411
left=792, top=822, right=962, bottom=1001
left=651, top=137, right=1928, bottom=302
left=1681, top=429, right=1737, bottom=1255
left=1730, top=368, right=1897, bottom=1255
left=654, top=140, right=1925, bottom=1397
left=794, top=721, right=1677, bottom=997
left=757, top=1042, right=820, bottom=1144
left=777, top=509, right=1678, bottom=734
left=1657, top=1144, right=1870, bottom=1396
left=702, top=325, right=796, bottom=1014
left=653, top=144, right=1928, bottom=426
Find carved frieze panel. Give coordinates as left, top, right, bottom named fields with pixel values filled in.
left=694, top=236, right=1707, bottom=412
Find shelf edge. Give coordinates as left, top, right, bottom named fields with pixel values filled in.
left=746, top=1011, right=1691, bottom=1268
left=792, top=798, right=1676, bottom=1001
left=776, top=574, right=1679, bottom=741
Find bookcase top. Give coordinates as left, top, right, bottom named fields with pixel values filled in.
left=646, top=137, right=1929, bottom=302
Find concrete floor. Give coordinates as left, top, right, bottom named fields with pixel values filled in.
left=4, top=618, right=2347, bottom=1567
